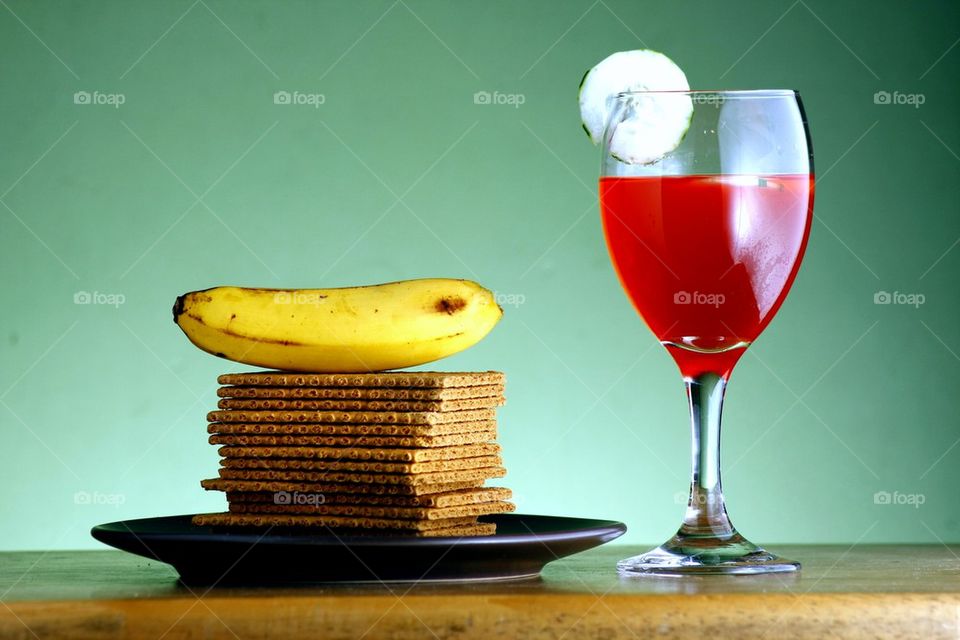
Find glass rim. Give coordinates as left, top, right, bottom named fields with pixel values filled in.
left=614, top=89, right=798, bottom=98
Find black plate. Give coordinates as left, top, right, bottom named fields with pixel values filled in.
left=91, top=514, right=626, bottom=584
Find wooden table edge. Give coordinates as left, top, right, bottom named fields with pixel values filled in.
left=3, top=591, right=959, bottom=640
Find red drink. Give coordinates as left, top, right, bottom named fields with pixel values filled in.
left=599, top=174, right=813, bottom=378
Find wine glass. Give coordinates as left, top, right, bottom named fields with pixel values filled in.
left=598, top=90, right=814, bottom=574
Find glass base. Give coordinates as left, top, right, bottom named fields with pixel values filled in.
left=617, top=534, right=800, bottom=576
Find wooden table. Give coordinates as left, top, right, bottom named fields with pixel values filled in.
left=1, top=545, right=958, bottom=639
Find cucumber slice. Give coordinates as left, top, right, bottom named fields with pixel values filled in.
left=578, top=50, right=693, bottom=165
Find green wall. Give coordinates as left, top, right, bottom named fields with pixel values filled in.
left=1, top=0, right=958, bottom=550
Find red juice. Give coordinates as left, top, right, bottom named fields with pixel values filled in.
left=599, top=174, right=813, bottom=378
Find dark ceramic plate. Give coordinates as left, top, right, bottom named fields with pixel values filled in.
left=91, top=513, right=626, bottom=584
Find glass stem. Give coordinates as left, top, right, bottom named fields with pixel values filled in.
left=680, top=372, right=737, bottom=539
left=616, top=369, right=798, bottom=572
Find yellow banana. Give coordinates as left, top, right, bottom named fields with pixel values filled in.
left=173, top=279, right=503, bottom=372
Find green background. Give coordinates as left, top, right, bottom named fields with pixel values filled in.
left=1, top=0, right=958, bottom=551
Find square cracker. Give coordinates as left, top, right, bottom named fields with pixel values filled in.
left=217, top=371, right=505, bottom=388
left=218, top=454, right=503, bottom=474
left=207, top=430, right=497, bottom=448
left=191, top=512, right=482, bottom=531
left=201, top=478, right=483, bottom=496
left=217, top=384, right=504, bottom=401
left=216, top=396, right=504, bottom=412
left=207, top=408, right=496, bottom=425
left=215, top=443, right=500, bottom=463
left=206, top=420, right=496, bottom=437
left=191, top=513, right=497, bottom=536
left=227, top=500, right=515, bottom=520
left=404, top=523, right=496, bottom=537
left=216, top=466, right=506, bottom=486
left=222, top=486, right=512, bottom=508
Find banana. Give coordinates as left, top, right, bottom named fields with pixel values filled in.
left=173, top=279, right=503, bottom=372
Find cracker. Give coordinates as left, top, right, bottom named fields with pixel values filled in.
left=223, top=487, right=513, bottom=508
left=217, top=466, right=507, bottom=486
left=218, top=384, right=505, bottom=401
left=190, top=512, right=481, bottom=531
left=216, top=396, right=504, bottom=412
left=207, top=420, right=496, bottom=437
left=219, top=455, right=503, bottom=474
left=224, top=501, right=512, bottom=517
left=331, top=523, right=497, bottom=537
left=190, top=513, right=496, bottom=536
left=207, top=430, right=497, bottom=448
left=333, top=523, right=498, bottom=537
left=202, top=478, right=481, bottom=496
left=216, top=443, right=500, bottom=463
left=227, top=500, right=514, bottom=520
left=217, top=371, right=505, bottom=388
left=207, top=408, right=495, bottom=425
left=409, top=523, right=496, bottom=537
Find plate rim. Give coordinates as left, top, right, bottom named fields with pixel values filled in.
left=92, top=512, right=627, bottom=548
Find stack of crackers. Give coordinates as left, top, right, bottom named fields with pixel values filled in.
left=192, top=371, right=514, bottom=536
